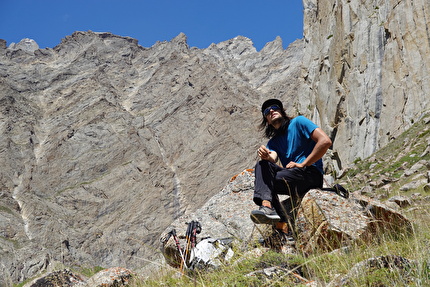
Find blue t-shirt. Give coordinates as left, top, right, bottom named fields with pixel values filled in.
left=266, top=116, right=323, bottom=174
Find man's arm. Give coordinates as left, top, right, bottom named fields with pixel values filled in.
left=285, top=128, right=332, bottom=169
left=258, top=145, right=278, bottom=163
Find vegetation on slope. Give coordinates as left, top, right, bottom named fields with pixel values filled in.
left=13, top=114, right=429, bottom=286
left=130, top=114, right=430, bottom=286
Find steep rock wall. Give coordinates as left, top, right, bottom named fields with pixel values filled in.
left=301, top=0, right=430, bottom=169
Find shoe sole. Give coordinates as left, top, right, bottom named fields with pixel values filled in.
left=250, top=210, right=280, bottom=224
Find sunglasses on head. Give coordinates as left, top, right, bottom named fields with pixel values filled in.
left=263, top=105, right=281, bottom=116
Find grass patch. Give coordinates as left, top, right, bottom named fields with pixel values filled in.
left=77, top=266, right=105, bottom=278
left=129, top=221, right=430, bottom=286
left=343, top=114, right=430, bottom=192
left=0, top=236, right=20, bottom=249
left=0, top=205, right=15, bottom=215
left=132, top=250, right=308, bottom=286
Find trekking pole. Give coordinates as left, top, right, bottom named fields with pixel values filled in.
left=182, top=222, right=193, bottom=271
left=191, top=221, right=197, bottom=249
left=170, top=229, right=188, bottom=270
left=191, top=221, right=202, bottom=248
left=188, top=221, right=202, bottom=268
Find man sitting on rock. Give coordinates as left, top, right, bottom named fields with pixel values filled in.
left=251, top=99, right=332, bottom=236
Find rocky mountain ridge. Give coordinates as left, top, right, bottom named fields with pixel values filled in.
left=1, top=0, right=429, bottom=285
left=0, top=31, right=304, bottom=284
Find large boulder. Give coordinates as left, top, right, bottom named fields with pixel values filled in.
left=296, top=189, right=412, bottom=254
left=79, top=267, right=134, bottom=287
left=23, top=269, right=86, bottom=287
left=23, top=267, right=134, bottom=287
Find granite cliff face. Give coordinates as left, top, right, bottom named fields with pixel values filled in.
left=0, top=0, right=429, bottom=284
left=300, top=0, right=430, bottom=172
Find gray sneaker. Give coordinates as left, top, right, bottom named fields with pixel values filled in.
left=250, top=206, right=280, bottom=224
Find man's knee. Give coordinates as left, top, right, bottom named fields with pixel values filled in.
left=256, top=159, right=271, bottom=169
left=275, top=167, right=305, bottom=182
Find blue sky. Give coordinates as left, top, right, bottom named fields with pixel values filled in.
left=0, top=0, right=303, bottom=51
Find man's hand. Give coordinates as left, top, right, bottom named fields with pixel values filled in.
left=285, top=161, right=305, bottom=169
left=258, top=145, right=277, bottom=162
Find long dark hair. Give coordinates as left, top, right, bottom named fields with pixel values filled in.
left=259, top=108, right=291, bottom=138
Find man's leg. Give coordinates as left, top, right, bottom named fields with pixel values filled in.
left=253, top=164, right=303, bottom=236
left=273, top=166, right=323, bottom=232
left=252, top=162, right=322, bottom=229
left=251, top=160, right=284, bottom=224
left=253, top=160, right=284, bottom=206
left=270, top=167, right=304, bottom=232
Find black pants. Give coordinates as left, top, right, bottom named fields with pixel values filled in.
left=253, top=160, right=323, bottom=224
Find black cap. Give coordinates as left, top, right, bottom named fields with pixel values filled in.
left=261, top=99, right=283, bottom=113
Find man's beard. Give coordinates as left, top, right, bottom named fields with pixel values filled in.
left=271, top=117, right=284, bottom=127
